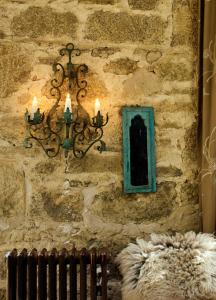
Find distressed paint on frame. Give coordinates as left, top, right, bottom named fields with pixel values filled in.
left=122, top=107, right=156, bottom=193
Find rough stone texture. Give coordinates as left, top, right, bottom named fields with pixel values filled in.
left=128, top=0, right=158, bottom=10
left=85, top=70, right=109, bottom=102
left=123, top=68, right=162, bottom=98
left=92, top=182, right=177, bottom=223
left=172, top=0, right=199, bottom=49
left=11, top=6, right=78, bottom=38
left=35, top=160, right=59, bottom=174
left=91, top=47, right=120, bottom=58
left=0, top=289, right=6, bottom=300
left=85, top=11, right=167, bottom=43
left=38, top=56, right=61, bottom=65
left=182, top=121, right=198, bottom=164
left=146, top=50, right=162, bottom=64
left=157, top=166, right=183, bottom=177
left=153, top=53, right=194, bottom=81
left=79, top=0, right=116, bottom=4
left=0, top=253, right=6, bottom=280
left=103, top=58, right=138, bottom=75
left=0, top=1, right=199, bottom=298
left=180, top=180, right=199, bottom=204
left=0, top=160, right=25, bottom=217
left=42, top=190, right=83, bottom=222
left=67, top=153, right=121, bottom=173
left=0, top=116, right=26, bottom=144
left=0, top=43, right=32, bottom=97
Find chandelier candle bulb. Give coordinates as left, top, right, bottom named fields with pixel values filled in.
left=95, top=98, right=100, bottom=116
left=31, top=96, right=39, bottom=119
left=64, top=93, right=72, bottom=112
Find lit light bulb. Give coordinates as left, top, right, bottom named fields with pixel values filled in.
left=64, top=93, right=72, bottom=112
left=95, top=98, right=100, bottom=116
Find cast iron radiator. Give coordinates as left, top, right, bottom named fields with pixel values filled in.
left=7, top=248, right=108, bottom=300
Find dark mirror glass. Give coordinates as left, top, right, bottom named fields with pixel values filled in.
left=129, top=115, right=148, bottom=186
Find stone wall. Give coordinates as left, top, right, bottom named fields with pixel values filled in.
left=0, top=0, right=199, bottom=298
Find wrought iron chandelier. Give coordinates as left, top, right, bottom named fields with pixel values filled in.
left=24, top=43, right=108, bottom=158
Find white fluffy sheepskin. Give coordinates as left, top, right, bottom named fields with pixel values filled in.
left=116, top=232, right=216, bottom=300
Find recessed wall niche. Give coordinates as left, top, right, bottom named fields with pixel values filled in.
left=122, top=107, right=156, bottom=193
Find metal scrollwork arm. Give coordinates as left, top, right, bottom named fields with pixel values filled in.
left=24, top=42, right=109, bottom=159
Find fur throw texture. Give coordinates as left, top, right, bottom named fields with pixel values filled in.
left=116, top=232, right=216, bottom=300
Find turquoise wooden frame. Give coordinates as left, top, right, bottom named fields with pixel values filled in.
left=122, top=107, right=156, bottom=193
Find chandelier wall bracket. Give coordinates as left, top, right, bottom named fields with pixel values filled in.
left=24, top=43, right=109, bottom=159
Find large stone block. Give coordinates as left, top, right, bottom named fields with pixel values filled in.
left=128, top=0, right=158, bottom=10
left=42, top=190, right=83, bottom=222
left=166, top=204, right=200, bottom=232
left=85, top=11, right=167, bottom=43
left=155, top=110, right=194, bottom=129
left=154, top=99, right=196, bottom=114
left=66, top=173, right=120, bottom=188
left=11, top=6, right=78, bottom=38
left=157, top=165, right=183, bottom=177
left=103, top=58, right=138, bottom=75
left=172, top=0, right=198, bottom=48
left=0, top=160, right=25, bottom=217
left=122, top=68, right=162, bottom=98
left=91, top=181, right=177, bottom=224
left=0, top=43, right=32, bottom=97
left=153, top=54, right=194, bottom=81
left=67, top=152, right=121, bottom=174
